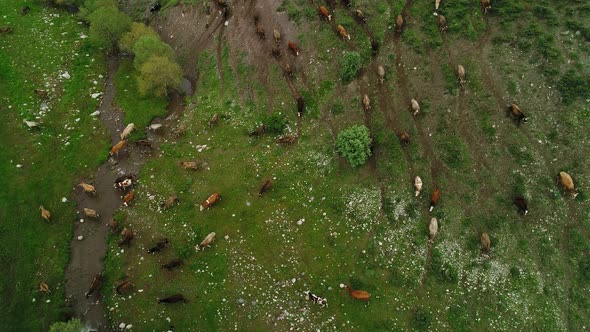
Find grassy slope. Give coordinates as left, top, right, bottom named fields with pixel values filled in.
left=0, top=2, right=109, bottom=330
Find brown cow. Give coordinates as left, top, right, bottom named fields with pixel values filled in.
left=276, top=135, right=297, bottom=144
left=377, top=65, right=385, bottom=84
left=411, top=99, right=420, bottom=116
left=40, top=206, right=51, bottom=222
left=297, top=96, right=305, bottom=116
left=255, top=25, right=266, bottom=39
left=558, top=171, right=578, bottom=198
left=158, top=294, right=187, bottom=304
left=481, top=0, right=491, bottom=15
left=118, top=228, right=134, bottom=247
left=123, top=191, right=134, bottom=207
left=355, top=10, right=367, bottom=23
left=200, top=192, right=221, bottom=211
left=209, top=113, right=219, bottom=128
left=319, top=6, right=331, bottom=21
left=85, top=273, right=102, bottom=299
left=109, top=140, right=127, bottom=156
left=481, top=232, right=491, bottom=254
left=428, top=217, right=438, bottom=243
left=509, top=103, right=527, bottom=125
left=362, top=94, right=371, bottom=111
left=161, top=195, right=179, bottom=209
left=288, top=41, right=300, bottom=56
left=116, top=279, right=135, bottom=295
left=79, top=182, right=96, bottom=195
left=197, top=232, right=216, bottom=251
left=258, top=179, right=272, bottom=197
left=457, top=65, right=466, bottom=86
left=249, top=124, right=266, bottom=137
left=161, top=258, right=183, bottom=270
left=430, top=187, right=440, bottom=212
left=83, top=208, right=100, bottom=219
left=438, top=15, right=448, bottom=33
left=337, top=25, right=351, bottom=40
left=514, top=196, right=528, bottom=215
left=399, top=131, right=410, bottom=146
left=273, top=29, right=281, bottom=44
left=414, top=176, right=423, bottom=197
left=395, top=15, right=404, bottom=33
left=344, top=285, right=370, bottom=302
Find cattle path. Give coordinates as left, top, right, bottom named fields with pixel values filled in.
left=64, top=57, right=189, bottom=331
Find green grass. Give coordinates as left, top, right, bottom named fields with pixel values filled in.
left=0, top=2, right=110, bottom=330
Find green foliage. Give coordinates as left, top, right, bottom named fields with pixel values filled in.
left=339, top=51, right=362, bottom=83
left=262, top=113, right=287, bottom=134
left=119, top=22, right=158, bottom=53
left=411, top=308, right=433, bottom=331
left=88, top=6, right=131, bottom=52
left=132, top=35, right=175, bottom=70
left=557, top=69, right=590, bottom=105
left=49, top=319, right=84, bottom=332
left=137, top=55, right=182, bottom=96
left=336, top=125, right=372, bottom=168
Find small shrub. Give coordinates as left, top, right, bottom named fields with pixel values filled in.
left=557, top=69, right=590, bottom=105
left=132, top=35, right=175, bottom=70
left=49, top=319, right=85, bottom=332
left=411, top=308, right=432, bottom=331
left=262, top=113, right=287, bottom=134
left=339, top=51, right=362, bottom=83
left=336, top=125, right=372, bottom=168
left=119, top=22, right=158, bottom=53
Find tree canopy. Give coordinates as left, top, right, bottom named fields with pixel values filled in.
left=119, top=22, right=158, bottom=53
left=137, top=56, right=182, bottom=97
left=132, top=35, right=175, bottom=70
left=336, top=125, right=372, bottom=168
left=88, top=6, right=131, bottom=52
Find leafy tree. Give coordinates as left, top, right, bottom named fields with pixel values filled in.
left=49, top=318, right=85, bottom=332
left=339, top=51, right=362, bottom=83
left=132, top=35, right=175, bottom=70
left=78, top=0, right=118, bottom=22
left=137, top=56, right=182, bottom=96
left=88, top=6, right=131, bottom=52
left=119, top=22, right=158, bottom=53
left=336, top=125, right=372, bottom=168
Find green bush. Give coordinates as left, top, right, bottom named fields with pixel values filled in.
left=557, top=69, right=590, bottom=105
left=132, top=35, right=175, bottom=70
left=411, top=308, right=433, bottom=331
left=88, top=6, right=131, bottom=52
left=49, top=318, right=85, bottom=332
left=336, top=125, right=372, bottom=168
left=137, top=56, right=182, bottom=96
left=119, top=22, right=158, bottom=53
left=262, top=113, right=287, bottom=134
left=339, top=51, right=362, bottom=83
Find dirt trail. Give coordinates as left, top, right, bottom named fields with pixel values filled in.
left=64, top=57, right=187, bottom=331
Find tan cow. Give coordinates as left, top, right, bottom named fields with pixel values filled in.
left=78, top=182, right=96, bottom=195
left=411, top=99, right=420, bottom=116
left=39, top=282, right=50, bottom=293
left=337, top=25, right=350, bottom=40
left=396, top=14, right=404, bottom=33
left=438, top=15, right=448, bottom=33
left=40, top=206, right=51, bottom=222
left=481, top=232, right=491, bottom=254
left=209, top=113, right=219, bottom=128
left=120, top=123, right=135, bottom=139
left=414, top=176, right=423, bottom=197
left=83, top=208, right=100, bottom=219
left=428, top=217, right=438, bottom=243
left=377, top=66, right=385, bottom=84
left=558, top=171, right=578, bottom=198
left=362, top=94, right=371, bottom=111
left=457, top=65, right=466, bottom=86
left=196, top=232, right=216, bottom=251
left=273, top=29, right=281, bottom=44
left=109, top=140, right=127, bottom=156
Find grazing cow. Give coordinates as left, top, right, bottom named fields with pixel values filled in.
left=305, top=291, right=328, bottom=307
left=297, top=96, right=305, bottom=116
left=107, top=219, right=119, bottom=233
left=429, top=187, right=439, bottom=211
left=116, top=279, right=134, bottom=295
left=428, top=217, right=438, bottom=243
left=457, top=65, right=466, bottom=86
left=24, top=119, right=39, bottom=128
left=180, top=161, right=206, bottom=170
left=362, top=94, right=371, bottom=111
left=377, top=65, right=385, bottom=84
left=258, top=179, right=272, bottom=197
left=114, top=174, right=134, bottom=191
left=149, top=123, right=163, bottom=131
left=148, top=238, right=169, bottom=254
left=514, top=196, right=528, bottom=215
left=161, top=259, right=183, bottom=270
left=255, top=25, right=266, bottom=39
left=120, top=123, right=135, bottom=139
left=85, top=273, right=102, bottom=299
left=435, top=0, right=441, bottom=13
left=414, top=176, right=423, bottom=197
left=371, top=40, right=380, bottom=55
left=197, top=232, right=216, bottom=251
left=123, top=191, right=134, bottom=207
left=355, top=10, right=367, bottom=23
left=337, top=25, right=351, bottom=40
left=249, top=124, right=266, bottom=137
left=399, top=131, right=410, bottom=146
left=438, top=15, right=448, bottom=33
left=558, top=171, right=578, bottom=198
left=150, top=3, right=162, bottom=13
left=34, top=89, right=48, bottom=99
left=79, top=182, right=96, bottom=195
left=481, top=232, right=491, bottom=254
left=288, top=41, right=300, bottom=56
left=411, top=99, right=420, bottom=116
left=0, top=26, right=12, bottom=34
left=158, top=294, right=187, bottom=304
left=40, top=206, right=51, bottom=222
left=509, top=103, right=527, bottom=125
left=200, top=193, right=221, bottom=211
left=481, top=0, right=491, bottom=15
left=319, top=6, right=331, bottom=21
left=21, top=6, right=31, bottom=15
left=39, top=282, right=50, bottom=293
left=162, top=195, right=179, bottom=209
left=109, top=140, right=127, bottom=156
left=283, top=63, right=293, bottom=79
left=272, top=47, right=281, bottom=58
left=83, top=208, right=100, bottom=219
left=276, top=135, right=297, bottom=144
left=209, top=113, right=219, bottom=128
left=344, top=285, right=370, bottom=302
left=273, top=29, right=281, bottom=44
left=119, top=228, right=134, bottom=247
left=395, top=15, right=404, bottom=33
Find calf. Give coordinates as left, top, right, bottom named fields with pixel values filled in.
left=429, top=187, right=440, bottom=211
left=158, top=294, right=187, bottom=304
left=319, top=6, right=331, bottom=21
left=123, top=191, right=134, bottom=207
left=40, top=206, right=51, bottom=222
left=457, top=65, right=466, bottom=86
left=514, top=196, right=528, bottom=215
left=273, top=29, right=281, bottom=44
left=355, top=10, right=366, bottom=23
left=305, top=291, right=328, bottom=307
left=258, top=179, right=272, bottom=197
left=83, top=208, right=100, bottom=219
left=197, top=232, right=216, bottom=251
left=161, top=259, right=183, bottom=270
left=414, top=176, right=423, bottom=197
left=85, top=273, right=103, bottom=299
left=377, top=66, right=385, bottom=84
left=39, top=282, right=50, bottom=293
left=428, top=217, right=438, bottom=243
left=249, top=124, right=266, bottom=137
left=288, top=41, right=300, bottom=56
left=148, top=238, right=169, bottom=254
left=276, top=135, right=297, bottom=144
left=209, top=113, right=219, bottom=128
left=119, top=228, right=134, bottom=247
left=337, top=25, right=351, bottom=40
left=362, top=94, right=371, bottom=111
left=180, top=161, right=206, bottom=170
left=438, top=15, right=448, bottom=33
left=395, top=15, right=404, bottom=34
left=200, top=192, right=221, bottom=211
left=255, top=25, right=266, bottom=39
left=399, top=131, right=410, bottom=146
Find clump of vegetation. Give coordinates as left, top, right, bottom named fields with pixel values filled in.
left=132, top=35, right=175, bottom=70
left=137, top=56, right=182, bottom=96
left=336, top=125, right=372, bottom=168
left=88, top=6, right=131, bottom=52
left=119, top=22, right=158, bottom=53
left=339, top=51, right=362, bottom=83
left=49, top=318, right=85, bottom=332
left=262, top=113, right=287, bottom=134
left=411, top=308, right=433, bottom=331
left=558, top=69, right=590, bottom=105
